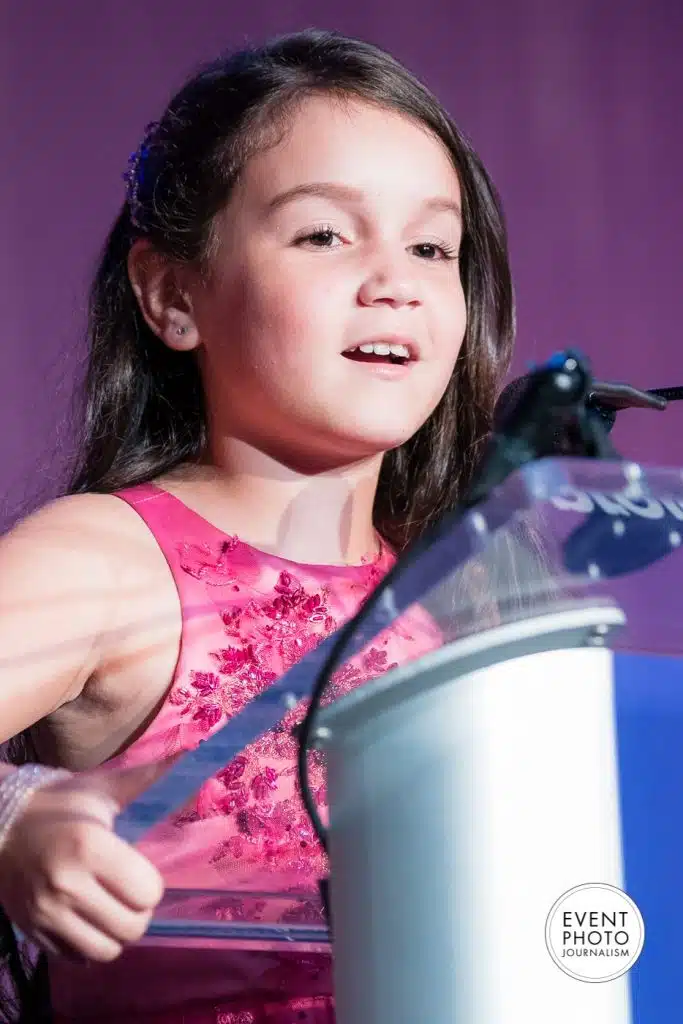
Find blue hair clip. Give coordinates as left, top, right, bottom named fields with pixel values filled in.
left=122, top=120, right=160, bottom=229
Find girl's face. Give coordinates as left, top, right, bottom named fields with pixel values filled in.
left=191, top=94, right=467, bottom=470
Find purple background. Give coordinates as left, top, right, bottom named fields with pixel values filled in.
left=2, top=1, right=682, bottom=527
left=2, top=9, right=683, bottom=1018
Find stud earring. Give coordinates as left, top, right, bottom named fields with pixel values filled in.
left=176, top=326, right=189, bottom=336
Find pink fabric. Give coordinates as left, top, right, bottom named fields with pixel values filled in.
left=50, top=484, right=441, bottom=1022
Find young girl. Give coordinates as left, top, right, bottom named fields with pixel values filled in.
left=0, top=28, right=514, bottom=1023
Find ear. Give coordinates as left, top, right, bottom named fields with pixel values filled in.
left=127, top=239, right=200, bottom=352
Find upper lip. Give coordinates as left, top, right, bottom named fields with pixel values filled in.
left=343, top=335, right=420, bottom=360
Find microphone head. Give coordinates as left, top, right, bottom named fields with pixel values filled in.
left=494, top=373, right=596, bottom=452
left=495, top=370, right=624, bottom=445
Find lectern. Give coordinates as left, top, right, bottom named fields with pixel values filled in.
left=117, top=457, right=683, bottom=1022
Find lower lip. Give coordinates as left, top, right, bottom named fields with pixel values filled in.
left=342, top=356, right=415, bottom=379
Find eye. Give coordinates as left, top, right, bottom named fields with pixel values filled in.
left=411, top=241, right=459, bottom=261
left=295, top=225, right=344, bottom=249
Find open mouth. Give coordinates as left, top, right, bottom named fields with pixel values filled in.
left=342, top=342, right=413, bottom=366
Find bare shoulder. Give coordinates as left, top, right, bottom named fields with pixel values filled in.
left=0, top=492, right=175, bottom=744
left=1, top=492, right=133, bottom=589
left=1, top=489, right=177, bottom=634
left=4, top=490, right=144, bottom=542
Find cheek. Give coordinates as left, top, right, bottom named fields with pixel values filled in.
left=419, top=285, right=467, bottom=409
left=203, top=267, right=305, bottom=374
left=235, top=263, right=330, bottom=361
left=432, top=280, right=467, bottom=368
left=204, top=282, right=343, bottom=420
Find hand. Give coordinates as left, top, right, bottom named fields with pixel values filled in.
left=0, top=758, right=174, bottom=962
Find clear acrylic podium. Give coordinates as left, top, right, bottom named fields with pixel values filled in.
left=116, top=457, right=683, bottom=1023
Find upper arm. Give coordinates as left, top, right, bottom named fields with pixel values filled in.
left=0, top=494, right=121, bottom=744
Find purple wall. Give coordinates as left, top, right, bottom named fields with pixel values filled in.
left=2, top=1, right=682, bottom=527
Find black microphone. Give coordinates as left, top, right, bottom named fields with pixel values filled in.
left=495, top=375, right=671, bottom=442
left=494, top=371, right=683, bottom=577
left=466, top=350, right=596, bottom=506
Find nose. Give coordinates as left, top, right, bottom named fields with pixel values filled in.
left=357, top=248, right=422, bottom=309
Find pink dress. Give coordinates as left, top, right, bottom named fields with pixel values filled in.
left=49, top=484, right=441, bottom=1023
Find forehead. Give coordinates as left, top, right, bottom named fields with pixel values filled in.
left=238, top=93, right=461, bottom=207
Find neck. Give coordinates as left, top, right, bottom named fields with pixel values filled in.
left=164, top=438, right=385, bottom=566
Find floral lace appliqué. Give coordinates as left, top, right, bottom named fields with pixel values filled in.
left=157, top=538, right=414, bottom=923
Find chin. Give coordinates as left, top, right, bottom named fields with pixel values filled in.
left=339, top=426, right=421, bottom=458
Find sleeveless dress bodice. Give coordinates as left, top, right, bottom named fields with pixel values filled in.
left=50, top=484, right=441, bottom=1022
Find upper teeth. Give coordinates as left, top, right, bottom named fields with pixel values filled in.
left=350, top=343, right=411, bottom=358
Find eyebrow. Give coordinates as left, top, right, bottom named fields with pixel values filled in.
left=265, top=181, right=462, bottom=221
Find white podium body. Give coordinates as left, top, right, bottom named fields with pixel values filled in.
left=320, top=606, right=629, bottom=1023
